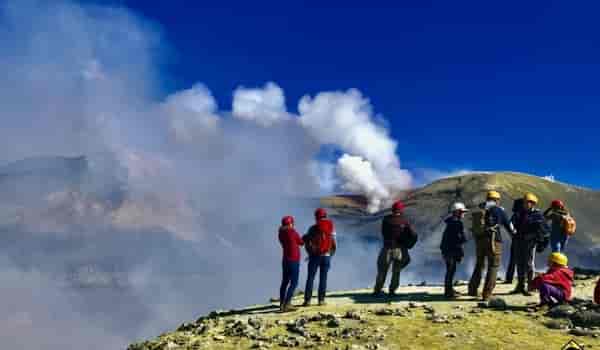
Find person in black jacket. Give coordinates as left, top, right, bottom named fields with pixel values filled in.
left=373, top=200, right=416, bottom=297
left=511, top=193, right=551, bottom=295
left=441, top=202, right=469, bottom=298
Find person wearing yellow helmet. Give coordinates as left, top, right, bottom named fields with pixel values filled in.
left=511, top=192, right=551, bottom=296
left=468, top=190, right=516, bottom=301
left=530, top=252, right=573, bottom=307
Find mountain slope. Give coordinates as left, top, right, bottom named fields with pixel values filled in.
left=324, top=172, right=600, bottom=272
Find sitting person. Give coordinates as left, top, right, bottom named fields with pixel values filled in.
left=531, top=252, right=573, bottom=307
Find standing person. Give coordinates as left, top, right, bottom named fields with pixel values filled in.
left=303, top=208, right=337, bottom=306
left=594, top=278, right=600, bottom=304
left=278, top=216, right=304, bottom=312
left=373, top=200, right=417, bottom=297
left=511, top=193, right=550, bottom=295
left=531, top=252, right=573, bottom=307
left=543, top=200, right=573, bottom=253
left=468, top=191, right=515, bottom=301
left=505, top=198, right=524, bottom=284
left=440, top=202, right=469, bottom=298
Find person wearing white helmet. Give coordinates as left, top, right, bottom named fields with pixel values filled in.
left=440, top=202, right=469, bottom=298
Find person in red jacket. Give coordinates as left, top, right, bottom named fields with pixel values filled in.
left=531, top=252, right=574, bottom=307
left=278, top=216, right=304, bottom=312
left=303, top=208, right=337, bottom=306
left=595, top=278, right=600, bottom=304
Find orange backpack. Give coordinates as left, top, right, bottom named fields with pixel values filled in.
left=561, top=214, right=577, bottom=236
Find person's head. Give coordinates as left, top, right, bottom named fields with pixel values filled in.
left=548, top=252, right=568, bottom=268
left=524, top=192, right=539, bottom=210
left=314, top=208, right=327, bottom=221
left=486, top=190, right=501, bottom=203
left=281, top=215, right=294, bottom=228
left=392, top=200, right=405, bottom=215
left=551, top=199, right=565, bottom=210
left=450, top=202, right=469, bottom=218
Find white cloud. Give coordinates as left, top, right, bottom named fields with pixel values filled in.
left=232, top=82, right=289, bottom=126
left=162, top=84, right=220, bottom=144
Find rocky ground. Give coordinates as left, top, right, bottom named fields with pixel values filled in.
left=128, top=270, right=600, bottom=350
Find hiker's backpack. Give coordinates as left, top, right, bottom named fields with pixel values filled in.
left=304, top=220, right=334, bottom=256
left=562, top=214, right=577, bottom=236
left=471, top=209, right=487, bottom=239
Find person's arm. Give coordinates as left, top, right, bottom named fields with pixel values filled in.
left=330, top=230, right=337, bottom=255
left=543, top=208, right=553, bottom=220
left=594, top=278, right=600, bottom=304
left=500, top=208, right=515, bottom=234
left=295, top=230, right=304, bottom=246
left=459, top=221, right=468, bottom=244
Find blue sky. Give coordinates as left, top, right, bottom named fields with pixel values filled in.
left=96, top=1, right=598, bottom=188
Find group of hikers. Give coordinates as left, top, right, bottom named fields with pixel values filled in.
left=277, top=191, right=600, bottom=313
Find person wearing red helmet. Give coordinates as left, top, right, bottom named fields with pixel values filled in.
left=302, top=208, right=337, bottom=306
left=543, top=199, right=572, bottom=252
left=278, top=215, right=304, bottom=312
left=373, top=200, right=417, bottom=297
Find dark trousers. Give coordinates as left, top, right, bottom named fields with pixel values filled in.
left=539, top=282, right=566, bottom=306
left=514, top=238, right=536, bottom=290
left=468, top=238, right=502, bottom=298
left=373, top=247, right=410, bottom=294
left=505, top=240, right=516, bottom=283
left=305, top=255, right=331, bottom=302
left=280, top=260, right=300, bottom=305
left=444, top=255, right=458, bottom=295
left=550, top=232, right=568, bottom=253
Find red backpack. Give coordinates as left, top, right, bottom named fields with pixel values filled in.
left=305, top=220, right=334, bottom=256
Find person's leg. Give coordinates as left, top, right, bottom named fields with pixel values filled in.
left=280, top=260, right=291, bottom=307
left=318, top=256, right=331, bottom=303
left=514, top=239, right=527, bottom=292
left=483, top=241, right=502, bottom=300
left=445, top=256, right=457, bottom=297
left=373, top=248, right=391, bottom=294
left=468, top=240, right=485, bottom=296
left=560, top=235, right=569, bottom=252
left=525, top=242, right=536, bottom=293
left=505, top=240, right=516, bottom=283
left=550, top=231, right=561, bottom=253
left=304, top=256, right=318, bottom=304
left=539, top=282, right=565, bottom=306
left=389, top=248, right=403, bottom=294
left=284, top=261, right=300, bottom=305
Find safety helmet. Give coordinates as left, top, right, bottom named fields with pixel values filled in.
left=548, top=252, right=568, bottom=267
left=314, top=208, right=327, bottom=219
left=524, top=192, right=539, bottom=204
left=281, top=216, right=294, bottom=226
left=451, top=202, right=469, bottom=212
left=392, top=200, right=405, bottom=213
left=487, top=191, right=501, bottom=200
left=551, top=199, right=565, bottom=209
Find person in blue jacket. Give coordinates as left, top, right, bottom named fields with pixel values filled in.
left=441, top=202, right=469, bottom=298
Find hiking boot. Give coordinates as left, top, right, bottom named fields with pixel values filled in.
left=467, top=290, right=478, bottom=297
left=281, top=304, right=298, bottom=313
left=445, top=292, right=457, bottom=299
left=318, top=299, right=327, bottom=306
left=302, top=300, right=311, bottom=307
left=521, top=290, right=533, bottom=297
left=372, top=291, right=385, bottom=298
left=388, top=291, right=397, bottom=298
